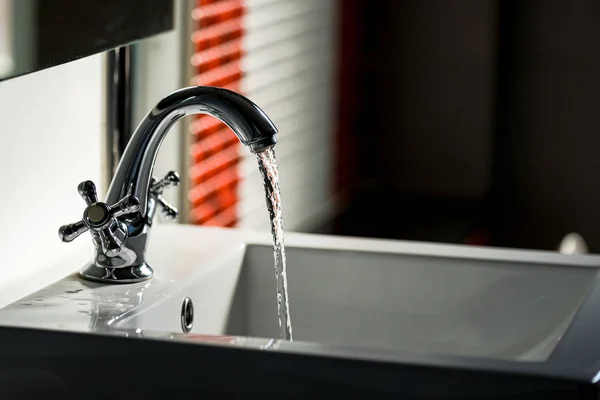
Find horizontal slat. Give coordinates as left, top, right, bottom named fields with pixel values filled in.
left=190, top=59, right=243, bottom=86
left=270, top=97, right=331, bottom=128
left=244, top=29, right=331, bottom=73
left=200, top=205, right=238, bottom=227
left=246, top=66, right=332, bottom=112
left=247, top=85, right=333, bottom=126
left=191, top=196, right=237, bottom=224
left=245, top=10, right=330, bottom=55
left=191, top=39, right=244, bottom=70
left=190, top=145, right=240, bottom=182
left=192, top=19, right=244, bottom=49
left=192, top=0, right=245, bottom=27
left=244, top=0, right=280, bottom=11
left=246, top=92, right=331, bottom=137
left=189, top=115, right=225, bottom=136
left=190, top=129, right=239, bottom=160
left=245, top=0, right=329, bottom=32
left=220, top=81, right=242, bottom=92
left=189, top=168, right=239, bottom=205
left=243, top=55, right=329, bottom=95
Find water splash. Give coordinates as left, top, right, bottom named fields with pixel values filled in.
left=256, top=147, right=293, bottom=340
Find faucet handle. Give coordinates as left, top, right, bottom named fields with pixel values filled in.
left=111, top=194, right=142, bottom=218
left=78, top=180, right=99, bottom=205
left=59, top=220, right=88, bottom=242
left=150, top=171, right=180, bottom=220
left=155, top=195, right=179, bottom=220
left=150, top=171, right=180, bottom=194
left=59, top=180, right=140, bottom=257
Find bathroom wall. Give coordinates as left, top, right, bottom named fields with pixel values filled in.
left=493, top=0, right=600, bottom=251
left=318, top=0, right=498, bottom=244
left=337, top=0, right=600, bottom=251
left=0, top=54, right=105, bottom=304
left=373, top=0, right=496, bottom=200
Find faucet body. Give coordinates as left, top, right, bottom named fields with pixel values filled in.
left=59, top=86, right=278, bottom=283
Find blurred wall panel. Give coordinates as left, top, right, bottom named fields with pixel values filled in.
left=495, top=0, right=600, bottom=251
left=373, top=0, right=496, bottom=199
left=0, top=55, right=104, bottom=303
left=239, top=0, right=337, bottom=231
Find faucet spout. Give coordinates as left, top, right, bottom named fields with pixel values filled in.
left=107, top=86, right=278, bottom=219
left=63, top=86, right=278, bottom=283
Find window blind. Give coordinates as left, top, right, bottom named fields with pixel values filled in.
left=188, top=0, right=246, bottom=227
left=188, top=0, right=337, bottom=230
left=238, top=0, right=337, bottom=230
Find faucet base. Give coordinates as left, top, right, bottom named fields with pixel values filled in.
left=79, top=263, right=153, bottom=284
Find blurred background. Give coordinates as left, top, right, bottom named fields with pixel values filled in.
left=1, top=0, right=600, bottom=292
left=180, top=0, right=600, bottom=254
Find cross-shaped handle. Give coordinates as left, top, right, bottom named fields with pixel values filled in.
left=58, top=180, right=140, bottom=257
left=150, top=171, right=180, bottom=220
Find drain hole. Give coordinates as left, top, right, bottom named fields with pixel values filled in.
left=181, top=297, right=194, bottom=334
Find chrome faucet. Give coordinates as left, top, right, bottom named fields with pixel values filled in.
left=58, top=86, right=278, bottom=284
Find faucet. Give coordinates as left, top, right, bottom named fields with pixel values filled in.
left=58, top=86, right=278, bottom=284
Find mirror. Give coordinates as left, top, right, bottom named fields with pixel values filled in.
left=0, top=0, right=173, bottom=81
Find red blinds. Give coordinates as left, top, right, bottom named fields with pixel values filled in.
left=188, top=0, right=246, bottom=227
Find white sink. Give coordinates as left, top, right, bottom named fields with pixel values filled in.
left=224, top=245, right=595, bottom=361
left=1, top=224, right=600, bottom=381
left=106, top=225, right=597, bottom=363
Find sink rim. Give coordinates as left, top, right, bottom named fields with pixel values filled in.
left=0, top=224, right=600, bottom=384
left=243, top=227, right=600, bottom=269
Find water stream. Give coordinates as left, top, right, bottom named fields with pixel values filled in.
left=256, top=147, right=293, bottom=341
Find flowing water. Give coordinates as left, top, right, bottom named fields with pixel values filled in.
left=256, top=147, right=293, bottom=340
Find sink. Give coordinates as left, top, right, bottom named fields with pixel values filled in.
left=225, top=245, right=596, bottom=361
left=2, top=225, right=600, bottom=390
left=102, top=225, right=598, bottom=363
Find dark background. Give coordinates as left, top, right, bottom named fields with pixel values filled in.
left=325, top=0, right=600, bottom=253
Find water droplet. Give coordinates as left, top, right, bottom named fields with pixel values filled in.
left=20, top=303, right=32, bottom=306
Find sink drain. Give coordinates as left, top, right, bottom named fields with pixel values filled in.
left=181, top=297, right=194, bottom=333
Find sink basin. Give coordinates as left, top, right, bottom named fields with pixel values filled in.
left=118, top=235, right=597, bottom=362
left=224, top=245, right=596, bottom=361
left=2, top=224, right=600, bottom=390
left=78, top=224, right=595, bottom=365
